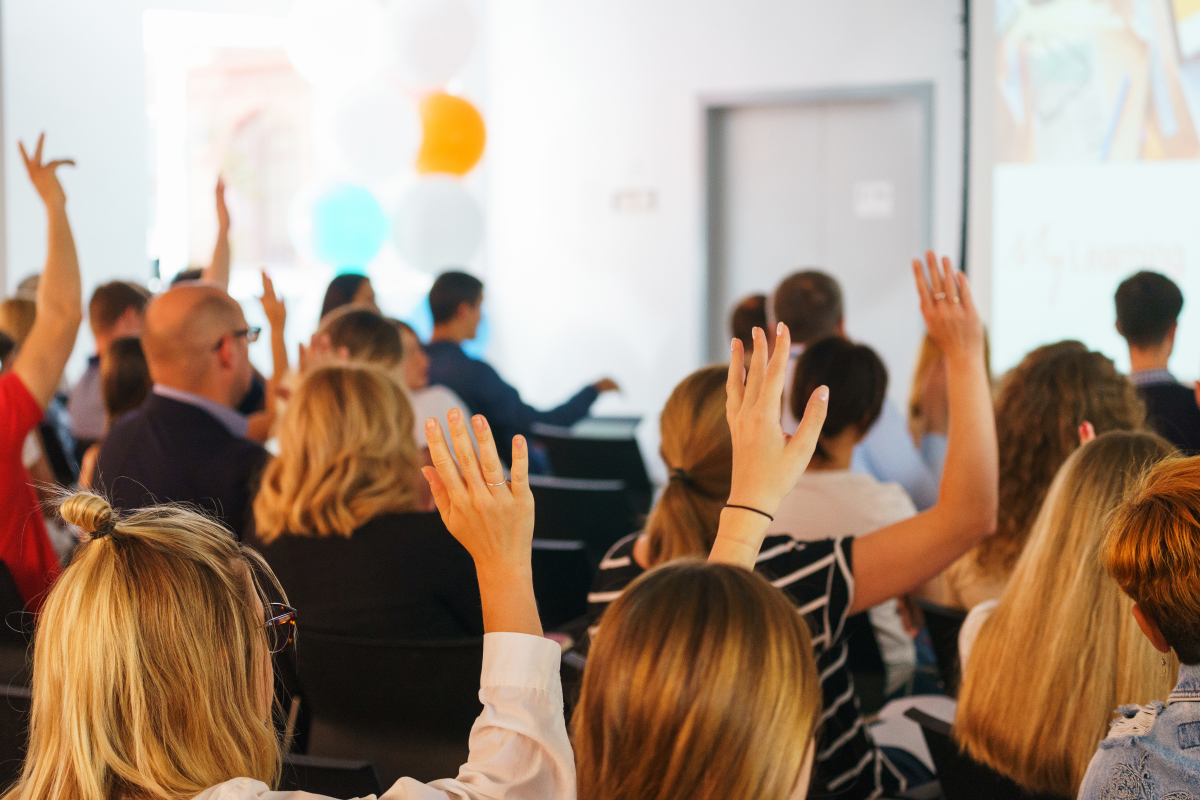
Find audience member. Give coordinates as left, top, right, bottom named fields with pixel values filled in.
left=956, top=431, right=1176, bottom=797
left=0, top=135, right=81, bottom=609
left=253, top=364, right=482, bottom=638
left=395, top=319, right=476, bottom=448
left=425, top=270, right=618, bottom=467
left=921, top=340, right=1145, bottom=609
left=93, top=284, right=267, bottom=539
left=0, top=331, right=14, bottom=373
left=66, top=281, right=150, bottom=453
left=770, top=336, right=916, bottom=695
left=0, top=298, right=35, bottom=347
left=1114, top=270, right=1200, bottom=453
left=319, top=272, right=377, bottom=320
left=1078, top=456, right=1200, bottom=799
left=168, top=177, right=233, bottom=288
left=773, top=269, right=944, bottom=510
left=77, top=337, right=151, bottom=489
left=730, top=293, right=773, bottom=355
left=586, top=253, right=998, bottom=799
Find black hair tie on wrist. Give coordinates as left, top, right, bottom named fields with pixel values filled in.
left=724, top=504, right=774, bottom=522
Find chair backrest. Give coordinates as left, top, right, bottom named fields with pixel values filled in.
left=531, top=422, right=653, bottom=515
left=0, top=683, right=31, bottom=790
left=904, top=708, right=1069, bottom=800
left=279, top=754, right=381, bottom=797
left=843, top=611, right=886, bottom=715
left=531, top=539, right=593, bottom=631
left=529, top=476, right=639, bottom=565
left=915, top=598, right=968, bottom=697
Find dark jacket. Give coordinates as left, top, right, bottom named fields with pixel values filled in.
left=1139, top=381, right=1200, bottom=455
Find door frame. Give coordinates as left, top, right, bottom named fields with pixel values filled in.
left=700, top=83, right=935, bottom=362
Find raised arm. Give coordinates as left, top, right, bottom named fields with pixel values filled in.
left=12, top=135, right=82, bottom=410
left=848, top=252, right=997, bottom=614
left=259, top=270, right=289, bottom=382
left=201, top=177, right=230, bottom=289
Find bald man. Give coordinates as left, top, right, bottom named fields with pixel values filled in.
left=93, top=283, right=266, bottom=539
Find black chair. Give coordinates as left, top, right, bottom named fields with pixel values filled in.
left=904, top=708, right=1069, bottom=800
left=37, top=396, right=78, bottom=487
left=532, top=420, right=653, bottom=515
left=914, top=599, right=968, bottom=697
left=279, top=754, right=382, bottom=797
left=0, top=683, right=31, bottom=789
left=843, top=611, right=887, bottom=715
left=296, top=630, right=484, bottom=787
left=529, top=476, right=638, bottom=565
left=531, top=539, right=593, bottom=630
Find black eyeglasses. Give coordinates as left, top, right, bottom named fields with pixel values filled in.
left=265, top=602, right=297, bottom=654
left=213, top=327, right=262, bottom=351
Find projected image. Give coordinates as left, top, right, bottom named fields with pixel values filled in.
left=995, top=0, right=1200, bottom=162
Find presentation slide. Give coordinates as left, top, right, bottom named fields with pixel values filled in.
left=986, top=0, right=1200, bottom=376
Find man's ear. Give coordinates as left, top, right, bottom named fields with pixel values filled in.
left=215, top=335, right=235, bottom=369
left=1115, top=320, right=1124, bottom=337
left=1133, top=603, right=1172, bottom=654
left=835, top=319, right=846, bottom=338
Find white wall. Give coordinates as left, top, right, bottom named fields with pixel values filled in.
left=483, top=0, right=965, bottom=476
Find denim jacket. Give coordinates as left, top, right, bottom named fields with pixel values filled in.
left=1078, top=663, right=1200, bottom=800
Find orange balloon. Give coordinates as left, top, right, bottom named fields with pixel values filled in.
left=416, top=93, right=486, bottom=176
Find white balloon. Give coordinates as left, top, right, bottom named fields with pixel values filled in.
left=386, top=0, right=475, bottom=89
left=317, top=80, right=421, bottom=183
left=286, top=0, right=387, bottom=88
left=393, top=176, right=484, bottom=272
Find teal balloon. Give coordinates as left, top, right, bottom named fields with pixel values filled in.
left=312, top=185, right=387, bottom=268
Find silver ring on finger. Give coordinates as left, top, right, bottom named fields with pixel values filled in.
left=486, top=480, right=507, bottom=487
left=933, top=292, right=947, bottom=301
left=951, top=295, right=961, bottom=304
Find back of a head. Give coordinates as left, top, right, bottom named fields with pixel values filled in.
left=645, top=365, right=732, bottom=565
left=101, top=337, right=152, bottom=421
left=1115, top=270, right=1183, bottom=348
left=792, top=336, right=887, bottom=452
left=730, top=294, right=767, bottom=352
left=13, top=493, right=280, bottom=800
left=89, top=281, right=151, bottom=335
left=957, top=430, right=1177, bottom=795
left=984, top=341, right=1146, bottom=575
left=772, top=270, right=843, bottom=345
left=320, top=274, right=369, bottom=321
left=1106, top=455, right=1200, bottom=666
left=319, top=306, right=403, bottom=368
left=142, top=285, right=244, bottom=386
left=429, top=271, right=483, bottom=325
left=170, top=268, right=204, bottom=286
left=254, top=363, right=420, bottom=543
left=576, top=560, right=820, bottom=800
left=0, top=298, right=36, bottom=348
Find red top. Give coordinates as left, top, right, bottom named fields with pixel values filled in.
left=0, top=374, right=61, bottom=611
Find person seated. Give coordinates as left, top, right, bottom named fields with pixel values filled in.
left=77, top=337, right=152, bottom=490
left=955, top=431, right=1176, bottom=798
left=585, top=253, right=998, bottom=799
left=66, top=281, right=150, bottom=456
left=168, top=177, right=235, bottom=289
left=253, top=363, right=482, bottom=638
left=770, top=336, right=917, bottom=696
left=93, top=283, right=266, bottom=539
left=320, top=272, right=378, bottom=320
left=906, top=331, right=995, bottom=470
left=395, top=319, right=479, bottom=447
left=920, top=340, right=1145, bottom=610
left=1078, top=456, right=1200, bottom=799
left=424, top=270, right=618, bottom=468
left=0, top=297, right=35, bottom=348
left=730, top=293, right=773, bottom=356
left=0, top=135, right=81, bottom=610
left=1114, top=270, right=1200, bottom=454
left=773, top=269, right=943, bottom=510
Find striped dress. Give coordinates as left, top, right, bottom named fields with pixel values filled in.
left=583, top=532, right=906, bottom=800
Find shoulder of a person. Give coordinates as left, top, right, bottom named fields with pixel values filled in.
left=599, top=532, right=641, bottom=567
left=192, top=778, right=280, bottom=800
left=1099, top=702, right=1167, bottom=746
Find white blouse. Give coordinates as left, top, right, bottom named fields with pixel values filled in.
left=194, top=632, right=576, bottom=800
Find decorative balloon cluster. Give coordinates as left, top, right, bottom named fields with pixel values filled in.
left=285, top=0, right=484, bottom=273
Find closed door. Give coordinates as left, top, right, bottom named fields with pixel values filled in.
left=707, top=87, right=932, bottom=406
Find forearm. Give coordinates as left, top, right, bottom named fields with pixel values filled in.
left=203, top=225, right=230, bottom=289
left=39, top=203, right=82, bottom=321
left=933, top=352, right=998, bottom=536
left=477, top=564, right=543, bottom=637
left=709, top=506, right=772, bottom=570
left=270, top=324, right=288, bottom=380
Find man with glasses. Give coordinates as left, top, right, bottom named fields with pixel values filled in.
left=93, top=283, right=267, bottom=539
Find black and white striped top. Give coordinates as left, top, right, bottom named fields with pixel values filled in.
left=583, top=532, right=906, bottom=800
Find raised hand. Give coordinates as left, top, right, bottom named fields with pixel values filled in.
left=259, top=270, right=286, bottom=331
left=215, top=176, right=230, bottom=232
left=422, top=409, right=541, bottom=636
left=912, top=251, right=984, bottom=365
left=19, top=134, right=73, bottom=208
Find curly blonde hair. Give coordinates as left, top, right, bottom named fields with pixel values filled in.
left=253, top=363, right=422, bottom=542
left=978, top=341, right=1145, bottom=575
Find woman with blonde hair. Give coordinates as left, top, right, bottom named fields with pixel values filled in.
left=955, top=430, right=1177, bottom=797
left=253, top=363, right=483, bottom=638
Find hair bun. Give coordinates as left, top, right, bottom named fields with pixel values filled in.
left=59, top=493, right=115, bottom=538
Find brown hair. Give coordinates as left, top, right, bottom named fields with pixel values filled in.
left=89, top=281, right=150, bottom=334
left=1105, top=455, right=1200, bottom=665
left=253, top=363, right=421, bottom=542
left=575, top=560, right=821, bottom=800
left=644, top=366, right=731, bottom=566
left=319, top=306, right=403, bottom=368
left=956, top=431, right=1177, bottom=796
left=792, top=337, right=887, bottom=458
left=0, top=298, right=36, bottom=348
left=101, top=337, right=151, bottom=423
left=772, top=271, right=843, bottom=345
left=730, top=294, right=767, bottom=354
left=979, top=341, right=1145, bottom=575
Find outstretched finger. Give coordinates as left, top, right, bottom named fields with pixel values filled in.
left=510, top=434, right=532, bottom=501
left=787, top=385, right=830, bottom=466
left=743, top=327, right=770, bottom=409
left=421, top=466, right=451, bottom=519
left=727, top=337, right=747, bottom=416
left=762, top=322, right=792, bottom=415
left=425, top=417, right=468, bottom=502
left=447, top=408, right=485, bottom=492
left=45, top=159, right=74, bottom=170
left=32, top=133, right=44, bottom=166
left=925, top=250, right=946, bottom=299
left=912, top=258, right=933, bottom=312
left=957, top=270, right=978, bottom=317
left=17, top=141, right=30, bottom=171
left=471, top=415, right=509, bottom=488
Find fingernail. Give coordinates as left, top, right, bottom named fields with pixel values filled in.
left=753, top=326, right=762, bottom=340
left=473, top=415, right=485, bottom=432
left=817, top=385, right=829, bottom=402
left=448, top=408, right=460, bottom=423
left=776, top=321, right=784, bottom=336
left=425, top=418, right=436, bottom=431
left=731, top=338, right=737, bottom=352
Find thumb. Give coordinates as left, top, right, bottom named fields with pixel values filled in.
left=786, top=386, right=829, bottom=467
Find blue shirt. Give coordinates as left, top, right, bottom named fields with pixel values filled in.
left=425, top=341, right=599, bottom=466
left=1079, top=663, right=1200, bottom=799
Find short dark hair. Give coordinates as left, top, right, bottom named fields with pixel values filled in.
left=792, top=337, right=887, bottom=458
left=319, top=306, right=403, bottom=367
left=773, top=271, right=844, bottom=345
left=1115, top=271, right=1183, bottom=348
left=320, top=274, right=371, bottom=320
left=730, top=295, right=767, bottom=353
left=89, top=281, right=151, bottom=333
left=170, top=268, right=204, bottom=286
left=429, top=271, right=483, bottom=324
left=101, top=337, right=151, bottom=422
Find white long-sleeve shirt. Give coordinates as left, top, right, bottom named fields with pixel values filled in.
left=193, top=632, right=576, bottom=800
